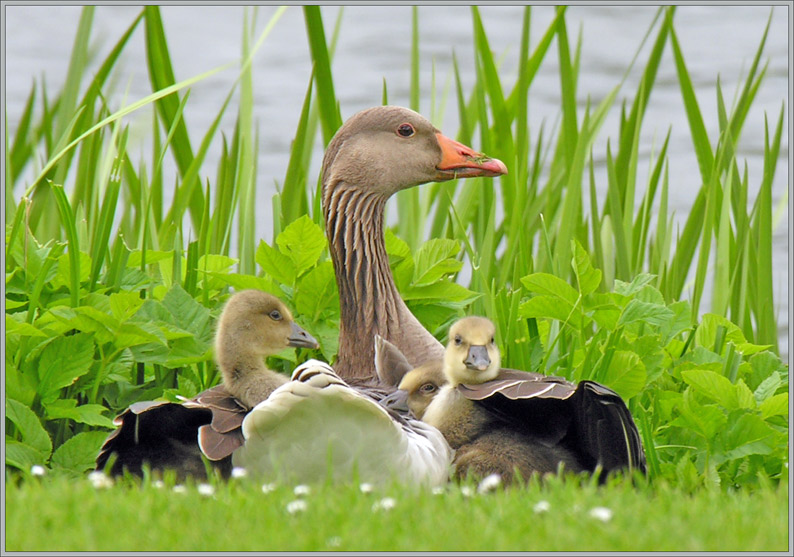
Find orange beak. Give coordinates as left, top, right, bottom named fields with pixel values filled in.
left=435, top=133, right=508, bottom=179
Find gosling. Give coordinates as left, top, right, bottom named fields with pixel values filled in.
left=422, top=316, right=583, bottom=483
left=216, top=290, right=319, bottom=409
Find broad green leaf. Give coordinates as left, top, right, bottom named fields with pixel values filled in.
left=599, top=350, right=647, bottom=400
left=402, top=281, right=480, bottom=304
left=4, top=314, right=47, bottom=338
left=109, top=291, right=146, bottom=322
left=51, top=431, right=111, bottom=473
left=256, top=239, right=296, bottom=285
left=6, top=398, right=52, bottom=456
left=720, top=413, right=777, bottom=461
left=52, top=250, right=92, bottom=289
left=572, top=239, right=601, bottom=295
left=753, top=371, right=780, bottom=403
left=612, top=274, right=656, bottom=297
left=618, top=299, right=674, bottom=328
left=519, top=295, right=585, bottom=329
left=5, top=439, right=47, bottom=470
left=759, top=393, right=788, bottom=420
left=747, top=351, right=786, bottom=391
left=520, top=273, right=579, bottom=305
left=36, top=333, right=95, bottom=403
left=672, top=392, right=727, bottom=441
left=114, top=321, right=167, bottom=348
left=206, top=272, right=277, bottom=294
left=586, top=292, right=621, bottom=330
left=295, top=261, right=338, bottom=320
left=276, top=215, right=326, bottom=277
left=5, top=360, right=37, bottom=407
left=734, top=379, right=756, bottom=410
left=46, top=306, right=115, bottom=345
left=413, top=239, right=462, bottom=286
left=681, top=368, right=738, bottom=409
left=161, top=283, right=212, bottom=339
left=44, top=399, right=115, bottom=428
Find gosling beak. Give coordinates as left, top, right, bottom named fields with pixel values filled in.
left=435, top=132, right=508, bottom=179
left=380, top=389, right=410, bottom=414
left=464, top=345, right=491, bottom=372
left=288, top=322, right=320, bottom=350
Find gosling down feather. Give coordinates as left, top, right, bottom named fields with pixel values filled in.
left=377, top=318, right=646, bottom=482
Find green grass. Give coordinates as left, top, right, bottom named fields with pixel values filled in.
left=4, top=473, right=789, bottom=551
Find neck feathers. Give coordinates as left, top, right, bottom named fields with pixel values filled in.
left=324, top=182, right=443, bottom=381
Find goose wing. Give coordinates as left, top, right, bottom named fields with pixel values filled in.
left=233, top=359, right=453, bottom=486
left=459, top=369, right=646, bottom=475
left=95, top=398, right=214, bottom=477
left=570, top=380, right=647, bottom=474
left=183, top=385, right=247, bottom=461
left=95, top=386, right=246, bottom=477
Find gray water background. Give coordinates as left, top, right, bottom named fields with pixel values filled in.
left=3, top=5, right=790, bottom=357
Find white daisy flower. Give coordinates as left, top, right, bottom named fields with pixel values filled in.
left=87, top=471, right=113, bottom=489
left=477, top=473, right=502, bottom=494
left=30, top=465, right=46, bottom=477
left=372, top=497, right=396, bottom=512
left=293, top=484, right=311, bottom=497
left=286, top=500, right=308, bottom=514
left=460, top=485, right=475, bottom=498
left=533, top=500, right=551, bottom=513
left=197, top=483, right=215, bottom=497
left=172, top=484, right=187, bottom=494
left=231, top=467, right=248, bottom=479
left=359, top=483, right=374, bottom=494
left=261, top=483, right=277, bottom=494
left=589, top=506, right=613, bottom=522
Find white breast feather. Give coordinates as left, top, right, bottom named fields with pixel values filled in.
left=233, top=360, right=453, bottom=486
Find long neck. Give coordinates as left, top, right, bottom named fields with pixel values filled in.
left=324, top=183, right=443, bottom=382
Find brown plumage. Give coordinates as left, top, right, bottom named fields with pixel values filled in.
left=321, top=106, right=507, bottom=381
left=381, top=317, right=645, bottom=483
left=95, top=291, right=318, bottom=478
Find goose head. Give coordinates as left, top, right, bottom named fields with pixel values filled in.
left=322, top=105, right=507, bottom=200
left=443, top=316, right=501, bottom=386
left=393, top=361, right=446, bottom=420
left=215, top=290, right=319, bottom=385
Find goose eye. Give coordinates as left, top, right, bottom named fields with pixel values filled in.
left=491, top=337, right=495, bottom=344
left=269, top=310, right=282, bottom=321
left=454, top=335, right=462, bottom=346
left=396, top=123, right=415, bottom=137
left=420, top=383, right=436, bottom=394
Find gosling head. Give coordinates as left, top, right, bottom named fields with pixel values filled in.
left=215, top=290, right=319, bottom=370
left=443, top=316, right=501, bottom=386
left=392, top=361, right=446, bottom=420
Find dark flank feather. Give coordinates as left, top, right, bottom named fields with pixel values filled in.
left=457, top=369, right=645, bottom=476
left=94, top=396, right=232, bottom=480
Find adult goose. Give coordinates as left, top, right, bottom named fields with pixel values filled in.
left=378, top=318, right=646, bottom=480
left=95, top=106, right=505, bottom=479
left=95, top=290, right=318, bottom=478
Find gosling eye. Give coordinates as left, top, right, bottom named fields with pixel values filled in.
left=490, top=337, right=495, bottom=344
left=269, top=310, right=283, bottom=321
left=396, top=123, right=415, bottom=137
left=454, top=335, right=462, bottom=346
left=419, top=383, right=437, bottom=394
